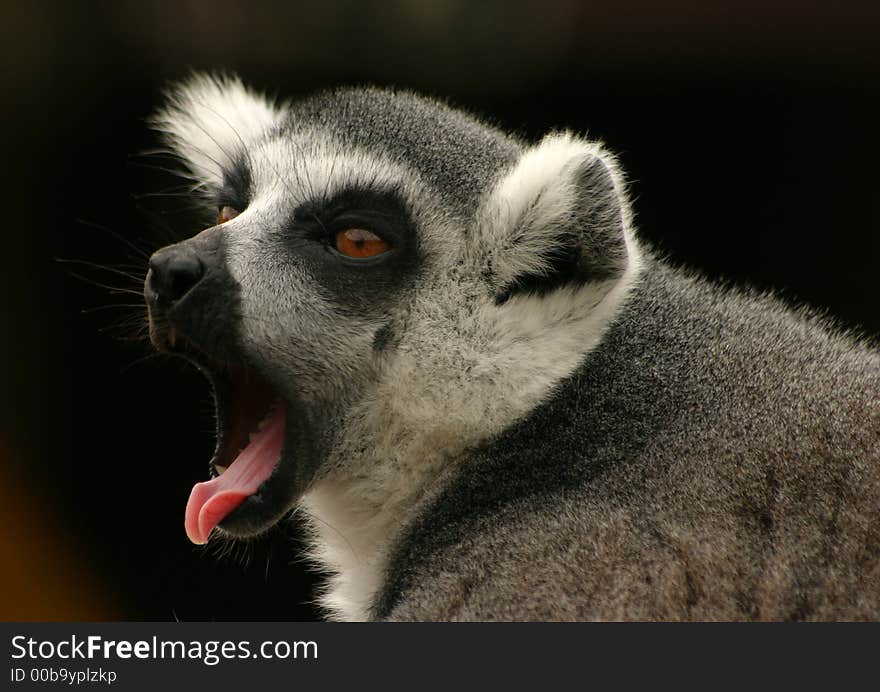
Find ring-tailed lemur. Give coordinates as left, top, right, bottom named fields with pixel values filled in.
left=143, top=74, right=880, bottom=621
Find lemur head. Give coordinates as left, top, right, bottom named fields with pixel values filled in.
left=144, top=74, right=640, bottom=545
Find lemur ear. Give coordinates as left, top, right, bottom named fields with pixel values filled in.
left=478, top=132, right=632, bottom=303
left=151, top=73, right=285, bottom=190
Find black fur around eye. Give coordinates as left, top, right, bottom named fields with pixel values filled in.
left=292, top=187, right=414, bottom=261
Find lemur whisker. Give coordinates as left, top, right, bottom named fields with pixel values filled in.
left=180, top=105, right=242, bottom=174
left=323, top=146, right=341, bottom=204
left=81, top=303, right=146, bottom=313
left=56, top=257, right=145, bottom=283
left=68, top=272, right=144, bottom=296
left=127, top=159, right=199, bottom=181
left=133, top=201, right=185, bottom=245
left=193, top=99, right=253, bottom=164
left=118, top=352, right=163, bottom=375
left=75, top=218, right=152, bottom=260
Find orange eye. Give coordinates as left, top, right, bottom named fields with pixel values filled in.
left=334, top=228, right=391, bottom=259
left=218, top=206, right=240, bottom=224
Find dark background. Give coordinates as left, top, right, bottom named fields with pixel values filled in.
left=2, top=1, right=878, bottom=621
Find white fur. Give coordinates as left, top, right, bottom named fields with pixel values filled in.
left=248, top=135, right=420, bottom=213
left=152, top=74, right=286, bottom=191
left=477, top=132, right=634, bottom=291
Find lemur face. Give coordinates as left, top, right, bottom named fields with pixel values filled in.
left=145, top=76, right=637, bottom=545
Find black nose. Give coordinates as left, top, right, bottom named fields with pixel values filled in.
left=147, top=247, right=205, bottom=307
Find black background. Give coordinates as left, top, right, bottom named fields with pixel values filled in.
left=2, top=1, right=878, bottom=621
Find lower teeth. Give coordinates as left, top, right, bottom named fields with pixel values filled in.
left=214, top=400, right=279, bottom=478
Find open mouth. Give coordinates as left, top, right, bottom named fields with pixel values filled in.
left=180, top=354, right=300, bottom=545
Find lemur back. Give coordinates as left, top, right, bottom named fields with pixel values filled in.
left=377, top=259, right=880, bottom=620
left=144, top=75, right=880, bottom=621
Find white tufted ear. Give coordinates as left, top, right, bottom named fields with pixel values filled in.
left=476, top=132, right=634, bottom=301
left=151, top=73, right=286, bottom=191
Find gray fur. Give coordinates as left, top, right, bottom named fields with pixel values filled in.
left=150, top=74, right=880, bottom=621
left=378, top=260, right=880, bottom=620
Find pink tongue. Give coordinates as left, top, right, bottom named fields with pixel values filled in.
left=184, top=404, right=287, bottom=545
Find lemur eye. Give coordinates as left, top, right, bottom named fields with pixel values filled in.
left=334, top=228, right=390, bottom=259
left=218, top=206, right=240, bottom=224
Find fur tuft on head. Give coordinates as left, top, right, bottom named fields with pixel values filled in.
left=151, top=73, right=286, bottom=191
